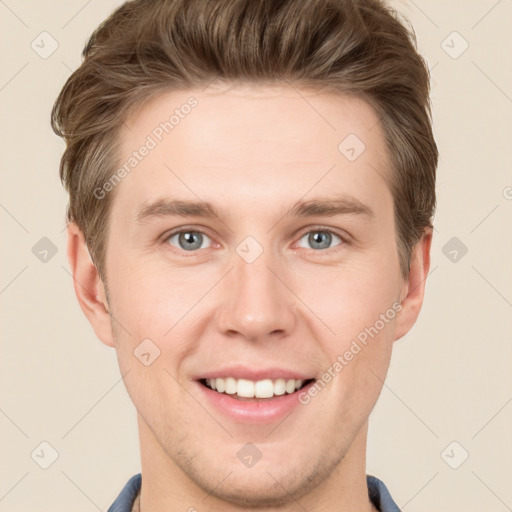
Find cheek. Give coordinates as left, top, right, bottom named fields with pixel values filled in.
left=105, top=266, right=192, bottom=381
left=109, top=269, right=195, bottom=419
left=294, top=256, right=400, bottom=412
left=295, top=255, right=401, bottom=343
left=109, top=256, right=201, bottom=331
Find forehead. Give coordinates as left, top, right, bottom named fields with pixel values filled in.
left=113, top=84, right=392, bottom=221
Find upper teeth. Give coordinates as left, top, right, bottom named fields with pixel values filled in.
left=205, top=378, right=305, bottom=398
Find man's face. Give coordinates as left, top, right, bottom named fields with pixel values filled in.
left=100, top=84, right=408, bottom=505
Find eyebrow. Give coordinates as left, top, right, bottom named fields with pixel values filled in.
left=135, top=195, right=374, bottom=224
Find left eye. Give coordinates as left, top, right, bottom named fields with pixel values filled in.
left=297, top=230, right=343, bottom=251
left=166, top=230, right=212, bottom=251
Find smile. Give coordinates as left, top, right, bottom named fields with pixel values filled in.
left=201, top=377, right=314, bottom=400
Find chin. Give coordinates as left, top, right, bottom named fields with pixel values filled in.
left=181, top=450, right=333, bottom=509
left=205, top=471, right=308, bottom=508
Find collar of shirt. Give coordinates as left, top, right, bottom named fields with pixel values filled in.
left=106, top=473, right=401, bottom=512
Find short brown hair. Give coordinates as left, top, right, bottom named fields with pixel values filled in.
left=52, top=0, right=437, bottom=282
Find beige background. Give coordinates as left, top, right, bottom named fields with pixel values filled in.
left=1, top=0, right=511, bottom=510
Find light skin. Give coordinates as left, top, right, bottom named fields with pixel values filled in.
left=67, top=83, right=431, bottom=511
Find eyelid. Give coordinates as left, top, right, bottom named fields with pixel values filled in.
left=162, top=226, right=215, bottom=247
left=295, top=225, right=349, bottom=241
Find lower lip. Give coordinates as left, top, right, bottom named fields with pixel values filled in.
left=195, top=380, right=315, bottom=424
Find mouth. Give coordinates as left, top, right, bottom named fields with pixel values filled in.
left=198, top=377, right=316, bottom=401
left=194, top=366, right=318, bottom=423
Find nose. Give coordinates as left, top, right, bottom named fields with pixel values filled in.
left=216, top=247, right=297, bottom=342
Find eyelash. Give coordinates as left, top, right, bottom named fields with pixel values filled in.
left=162, top=226, right=348, bottom=256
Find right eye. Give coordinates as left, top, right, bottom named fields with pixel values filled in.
left=165, top=230, right=213, bottom=252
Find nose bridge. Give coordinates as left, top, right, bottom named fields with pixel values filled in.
left=216, top=238, right=296, bottom=339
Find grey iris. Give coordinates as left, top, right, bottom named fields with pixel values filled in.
left=309, top=231, right=332, bottom=250
left=179, top=231, right=203, bottom=250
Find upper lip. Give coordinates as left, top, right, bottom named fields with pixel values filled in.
left=194, top=365, right=316, bottom=382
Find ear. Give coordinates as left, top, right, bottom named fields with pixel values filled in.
left=394, top=228, right=433, bottom=341
left=66, top=222, right=115, bottom=347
